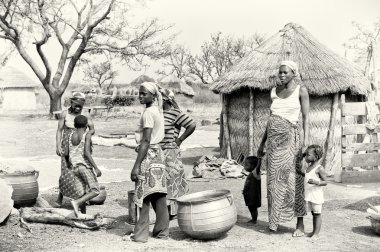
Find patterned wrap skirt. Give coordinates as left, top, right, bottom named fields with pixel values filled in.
left=59, top=128, right=97, bottom=199
left=133, top=145, right=167, bottom=208
left=162, top=143, right=189, bottom=215
left=266, top=114, right=306, bottom=231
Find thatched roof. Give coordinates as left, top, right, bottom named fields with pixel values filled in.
left=0, top=66, right=39, bottom=88
left=211, top=23, right=371, bottom=96
left=130, top=75, right=155, bottom=86
left=159, top=75, right=195, bottom=96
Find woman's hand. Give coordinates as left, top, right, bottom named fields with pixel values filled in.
left=94, top=168, right=102, bottom=177
left=130, top=166, right=139, bottom=182
left=175, top=138, right=183, bottom=147
left=56, top=145, right=63, bottom=156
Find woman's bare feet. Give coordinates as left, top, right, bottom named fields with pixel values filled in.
left=292, top=229, right=305, bottom=237
left=70, top=200, right=80, bottom=217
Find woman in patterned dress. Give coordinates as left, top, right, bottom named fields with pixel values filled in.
left=160, top=89, right=196, bottom=217
left=258, top=61, right=309, bottom=234
left=128, top=82, right=169, bottom=243
left=55, top=92, right=95, bottom=206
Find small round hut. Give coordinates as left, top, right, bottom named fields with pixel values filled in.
left=210, top=23, right=371, bottom=177
left=158, top=75, right=195, bottom=105
left=0, top=66, right=39, bottom=111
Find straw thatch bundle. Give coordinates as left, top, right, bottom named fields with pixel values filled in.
left=130, top=75, right=155, bottom=86
left=211, top=23, right=370, bottom=96
left=212, top=23, right=371, bottom=177
left=159, top=75, right=195, bottom=97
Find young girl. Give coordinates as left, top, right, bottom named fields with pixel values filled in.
left=301, top=145, right=327, bottom=237
left=66, top=115, right=101, bottom=217
left=127, top=82, right=168, bottom=243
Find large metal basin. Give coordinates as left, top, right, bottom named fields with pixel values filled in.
left=176, top=189, right=237, bottom=240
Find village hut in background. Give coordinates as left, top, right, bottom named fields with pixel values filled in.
left=158, top=75, right=195, bottom=105
left=0, top=66, right=39, bottom=111
left=210, top=23, right=371, bottom=177
left=128, top=75, right=156, bottom=96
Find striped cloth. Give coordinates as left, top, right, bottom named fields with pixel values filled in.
left=266, top=114, right=306, bottom=231
left=161, top=109, right=194, bottom=146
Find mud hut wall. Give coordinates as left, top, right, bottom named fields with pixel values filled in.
left=227, top=89, right=250, bottom=161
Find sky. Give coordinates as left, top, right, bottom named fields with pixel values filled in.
left=2, top=0, right=380, bottom=83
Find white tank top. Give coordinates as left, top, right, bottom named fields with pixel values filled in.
left=270, top=85, right=301, bottom=125
left=304, top=164, right=324, bottom=204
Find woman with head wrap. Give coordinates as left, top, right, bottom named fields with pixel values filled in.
left=55, top=92, right=95, bottom=207
left=160, top=88, right=196, bottom=218
left=258, top=61, right=309, bottom=234
left=127, top=82, right=169, bottom=243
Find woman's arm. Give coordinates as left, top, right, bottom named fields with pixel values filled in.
left=300, top=86, right=310, bottom=149
left=257, top=123, right=268, bottom=157
left=175, top=122, right=196, bottom=146
left=87, top=117, right=95, bottom=135
left=56, top=111, right=66, bottom=156
left=131, top=128, right=152, bottom=182
left=84, top=132, right=101, bottom=177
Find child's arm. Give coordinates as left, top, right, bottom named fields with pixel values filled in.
left=309, top=166, right=328, bottom=186
left=255, top=158, right=262, bottom=176
left=84, top=132, right=101, bottom=177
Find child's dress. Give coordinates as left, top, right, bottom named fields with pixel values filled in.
left=304, top=164, right=324, bottom=213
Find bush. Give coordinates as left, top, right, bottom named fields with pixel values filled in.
left=110, top=95, right=136, bottom=106
left=192, top=85, right=220, bottom=104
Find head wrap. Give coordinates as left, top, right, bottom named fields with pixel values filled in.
left=160, top=88, right=179, bottom=109
left=280, top=60, right=300, bottom=79
left=70, top=91, right=86, bottom=106
left=140, top=82, right=163, bottom=113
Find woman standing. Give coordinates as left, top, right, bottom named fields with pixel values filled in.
left=55, top=92, right=95, bottom=206
left=160, top=89, right=196, bottom=217
left=258, top=61, right=309, bottom=233
left=129, top=82, right=169, bottom=243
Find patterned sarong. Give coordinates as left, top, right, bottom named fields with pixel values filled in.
left=133, top=145, right=167, bottom=208
left=162, top=143, right=189, bottom=215
left=266, top=114, right=306, bottom=231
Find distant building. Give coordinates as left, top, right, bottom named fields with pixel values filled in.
left=0, top=66, right=39, bottom=111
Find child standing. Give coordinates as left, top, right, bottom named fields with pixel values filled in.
left=242, top=156, right=262, bottom=224
left=301, top=145, right=327, bottom=237
left=66, top=115, right=102, bottom=217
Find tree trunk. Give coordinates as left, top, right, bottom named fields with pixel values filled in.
left=49, top=93, right=62, bottom=119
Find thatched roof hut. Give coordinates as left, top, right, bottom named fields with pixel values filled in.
left=158, top=75, right=195, bottom=105
left=0, top=66, right=39, bottom=111
left=210, top=23, right=371, bottom=177
left=130, top=75, right=155, bottom=86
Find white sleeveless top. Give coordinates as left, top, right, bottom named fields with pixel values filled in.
left=69, top=131, right=90, bottom=168
left=304, top=164, right=324, bottom=204
left=270, top=85, right=301, bottom=125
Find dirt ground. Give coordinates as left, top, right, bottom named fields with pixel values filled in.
left=1, top=113, right=380, bottom=252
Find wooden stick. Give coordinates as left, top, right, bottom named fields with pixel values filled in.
left=323, top=93, right=339, bottom=171
left=222, top=94, right=232, bottom=159
left=249, top=88, right=255, bottom=156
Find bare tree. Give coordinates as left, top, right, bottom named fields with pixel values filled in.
left=348, top=19, right=380, bottom=76
left=0, top=0, right=172, bottom=115
left=186, top=32, right=265, bottom=84
left=347, top=18, right=380, bottom=100
left=83, top=59, right=117, bottom=90
left=157, top=45, right=190, bottom=79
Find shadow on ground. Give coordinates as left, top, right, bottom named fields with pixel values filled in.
left=344, top=196, right=380, bottom=212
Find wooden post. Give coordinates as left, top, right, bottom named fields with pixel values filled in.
left=248, top=89, right=255, bottom=156
left=335, top=94, right=345, bottom=183
left=222, top=94, right=232, bottom=159
left=323, top=93, right=339, bottom=174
